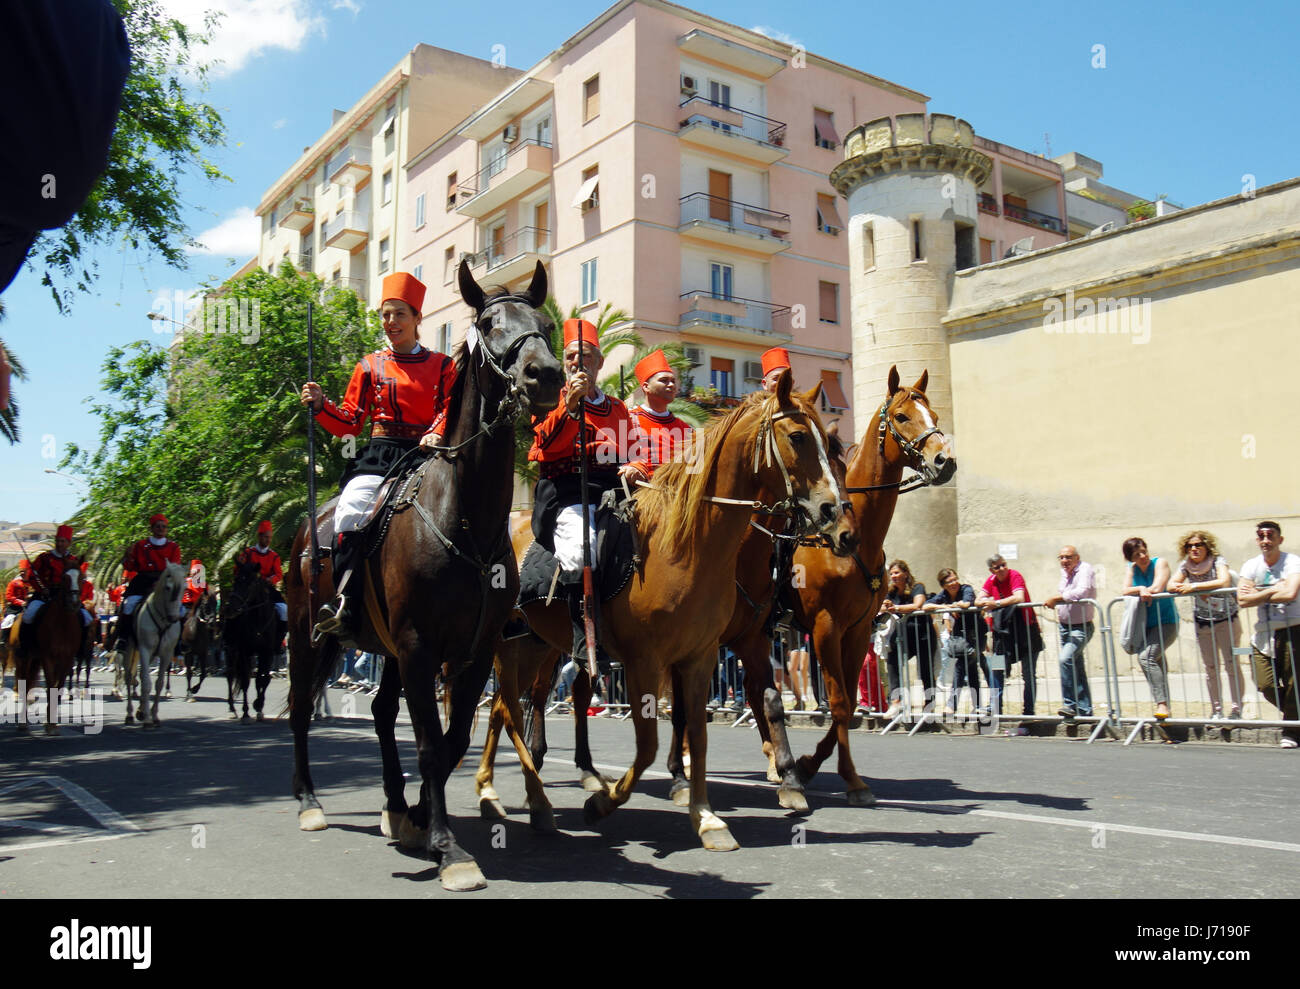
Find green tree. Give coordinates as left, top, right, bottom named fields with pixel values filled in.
left=31, top=0, right=229, bottom=313
left=62, top=265, right=378, bottom=583
left=1, top=301, right=27, bottom=444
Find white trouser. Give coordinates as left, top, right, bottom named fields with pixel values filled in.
left=22, top=599, right=93, bottom=626
left=553, top=504, right=598, bottom=573
left=335, top=474, right=385, bottom=533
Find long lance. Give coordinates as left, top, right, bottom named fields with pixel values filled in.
left=13, top=534, right=48, bottom=596
left=306, top=301, right=321, bottom=618
left=577, top=328, right=598, bottom=681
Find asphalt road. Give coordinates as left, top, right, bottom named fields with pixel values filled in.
left=2, top=670, right=1298, bottom=900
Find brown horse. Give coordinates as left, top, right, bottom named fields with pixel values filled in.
left=14, top=572, right=84, bottom=735
left=285, top=260, right=562, bottom=891
left=483, top=373, right=849, bottom=851
left=754, top=367, right=953, bottom=807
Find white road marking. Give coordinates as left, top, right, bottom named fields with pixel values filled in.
left=588, top=762, right=1300, bottom=855
left=0, top=775, right=141, bottom=852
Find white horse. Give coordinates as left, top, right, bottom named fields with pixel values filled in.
left=123, top=563, right=185, bottom=728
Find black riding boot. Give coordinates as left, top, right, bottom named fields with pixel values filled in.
left=314, top=531, right=360, bottom=640
left=564, top=571, right=610, bottom=675
left=16, top=618, right=35, bottom=659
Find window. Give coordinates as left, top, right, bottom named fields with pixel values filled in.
left=487, top=222, right=506, bottom=266
left=580, top=258, right=598, bottom=306
left=444, top=245, right=455, bottom=283
left=818, top=280, right=839, bottom=324
left=415, top=193, right=426, bottom=229
left=819, top=370, right=850, bottom=412
left=438, top=322, right=452, bottom=354
left=573, top=166, right=599, bottom=211
left=813, top=108, right=839, bottom=150
left=710, top=357, right=735, bottom=397
left=708, top=169, right=731, bottom=222
left=412, top=263, right=423, bottom=283
left=535, top=115, right=552, bottom=147
left=446, top=172, right=458, bottom=210
left=332, top=268, right=341, bottom=288
left=533, top=201, right=549, bottom=252
left=817, top=194, right=843, bottom=235
left=912, top=219, right=925, bottom=261
left=379, top=237, right=390, bottom=273
left=710, top=263, right=735, bottom=325
left=382, top=170, right=393, bottom=205
left=270, top=205, right=278, bottom=227
left=485, top=143, right=507, bottom=180
left=383, top=105, right=396, bottom=158
left=708, top=80, right=732, bottom=133
left=583, top=75, right=600, bottom=122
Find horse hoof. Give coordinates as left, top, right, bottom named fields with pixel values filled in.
left=439, top=861, right=487, bottom=892
left=143, top=720, right=159, bottom=731
left=256, top=711, right=264, bottom=722
left=583, top=789, right=616, bottom=825
left=185, top=696, right=197, bottom=703
left=777, top=786, right=810, bottom=814
left=846, top=786, right=876, bottom=807
left=379, top=809, right=406, bottom=838
left=478, top=796, right=507, bottom=821
left=299, top=808, right=328, bottom=832
left=240, top=714, right=251, bottom=725
left=398, top=815, right=428, bottom=850
left=16, top=723, right=28, bottom=736
left=695, top=811, right=740, bottom=852
left=124, top=714, right=135, bottom=725
left=527, top=801, right=557, bottom=833
left=163, top=690, right=172, bottom=699
left=580, top=770, right=607, bottom=793
left=669, top=781, right=691, bottom=807
left=227, top=711, right=239, bottom=720
left=766, top=765, right=782, bottom=784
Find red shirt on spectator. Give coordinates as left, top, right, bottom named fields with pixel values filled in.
left=981, top=569, right=1034, bottom=626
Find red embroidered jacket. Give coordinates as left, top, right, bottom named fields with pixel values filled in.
left=316, top=347, right=457, bottom=441
left=182, top=575, right=207, bottom=605
left=31, top=550, right=82, bottom=595
left=124, top=538, right=181, bottom=574
left=4, top=576, right=29, bottom=608
left=528, top=389, right=637, bottom=479
left=627, top=405, right=693, bottom=478
left=235, top=545, right=283, bottom=587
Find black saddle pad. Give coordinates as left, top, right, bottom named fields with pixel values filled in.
left=517, top=507, right=636, bottom=608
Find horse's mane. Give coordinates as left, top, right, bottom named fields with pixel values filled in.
left=637, top=390, right=778, bottom=553
left=437, top=339, right=473, bottom=440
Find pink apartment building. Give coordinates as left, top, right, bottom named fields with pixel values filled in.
left=401, top=0, right=1068, bottom=432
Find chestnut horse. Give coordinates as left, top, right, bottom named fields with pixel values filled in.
left=15, top=570, right=84, bottom=735
left=481, top=374, right=848, bottom=851
left=285, top=260, right=562, bottom=892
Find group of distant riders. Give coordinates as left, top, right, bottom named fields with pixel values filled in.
left=7, top=268, right=798, bottom=675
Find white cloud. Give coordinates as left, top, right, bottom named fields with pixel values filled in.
left=189, top=207, right=260, bottom=257
left=158, top=0, right=326, bottom=76
left=750, top=24, right=803, bottom=48
left=332, top=0, right=362, bottom=14
left=272, top=117, right=288, bottom=129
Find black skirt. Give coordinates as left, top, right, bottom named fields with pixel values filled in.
left=340, top=437, right=419, bottom=487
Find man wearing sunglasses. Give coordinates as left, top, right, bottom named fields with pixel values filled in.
left=1238, top=521, right=1300, bottom=748
left=1043, top=547, right=1097, bottom=722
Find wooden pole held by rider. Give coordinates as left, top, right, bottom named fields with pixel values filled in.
left=306, top=301, right=321, bottom=622
left=577, top=326, right=598, bottom=681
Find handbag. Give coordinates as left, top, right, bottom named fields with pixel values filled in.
left=1120, top=597, right=1147, bottom=655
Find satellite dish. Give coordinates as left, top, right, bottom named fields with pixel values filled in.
left=1087, top=220, right=1117, bottom=237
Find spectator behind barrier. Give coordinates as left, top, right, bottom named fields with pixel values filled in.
left=975, top=554, right=1042, bottom=716
left=925, top=568, right=987, bottom=716
left=1168, top=530, right=1243, bottom=720
left=878, top=560, right=938, bottom=716
left=1042, top=546, right=1097, bottom=722
left=1122, top=537, right=1180, bottom=720
left=1237, top=521, right=1300, bottom=749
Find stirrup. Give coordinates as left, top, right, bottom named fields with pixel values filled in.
left=312, top=597, right=350, bottom=640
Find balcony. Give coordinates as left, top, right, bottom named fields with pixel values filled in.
left=456, top=139, right=553, bottom=219
left=326, top=276, right=368, bottom=302
left=977, top=192, right=999, bottom=216
left=678, top=193, right=791, bottom=254
left=677, top=29, right=786, bottom=77
left=322, top=210, right=368, bottom=251
left=466, top=226, right=551, bottom=286
left=677, top=97, right=788, bottom=164
left=326, top=146, right=371, bottom=186
left=678, top=290, right=792, bottom=344
left=1003, top=202, right=1064, bottom=234
left=279, top=199, right=315, bottom=232
left=295, top=250, right=314, bottom=272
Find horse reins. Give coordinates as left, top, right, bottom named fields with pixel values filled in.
left=841, top=398, right=949, bottom=495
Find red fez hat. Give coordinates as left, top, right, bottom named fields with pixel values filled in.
left=80, top=561, right=89, bottom=572
left=19, top=559, right=29, bottom=571
left=150, top=513, right=168, bottom=525
left=760, top=347, right=791, bottom=377
left=634, top=350, right=673, bottom=388
left=381, top=272, right=426, bottom=314
left=56, top=524, right=74, bottom=541
left=562, top=319, right=600, bottom=351
left=190, top=559, right=203, bottom=568
left=257, top=520, right=273, bottom=535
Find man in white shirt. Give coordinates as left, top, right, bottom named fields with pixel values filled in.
left=1238, top=521, right=1300, bottom=748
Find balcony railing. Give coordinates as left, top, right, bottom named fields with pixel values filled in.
left=458, top=139, right=552, bottom=199
left=678, top=96, right=787, bottom=146
left=679, top=290, right=791, bottom=335
left=1002, top=202, right=1063, bottom=234
left=326, top=276, right=368, bottom=301
left=322, top=210, right=367, bottom=248
left=467, top=226, right=551, bottom=272
left=977, top=192, right=999, bottom=215
left=679, top=193, right=790, bottom=239
left=326, top=146, right=372, bottom=184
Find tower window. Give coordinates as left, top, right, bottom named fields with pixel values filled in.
left=862, top=223, right=875, bottom=270
left=912, top=219, right=925, bottom=262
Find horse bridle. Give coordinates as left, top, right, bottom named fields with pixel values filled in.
left=842, top=397, right=953, bottom=495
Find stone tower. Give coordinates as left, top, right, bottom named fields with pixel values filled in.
left=829, top=113, right=992, bottom=587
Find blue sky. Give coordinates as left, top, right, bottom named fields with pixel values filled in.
left=2, top=0, right=1297, bottom=525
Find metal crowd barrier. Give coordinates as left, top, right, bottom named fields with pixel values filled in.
left=1102, top=587, right=1300, bottom=744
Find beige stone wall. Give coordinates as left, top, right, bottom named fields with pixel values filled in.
left=943, top=179, right=1300, bottom=627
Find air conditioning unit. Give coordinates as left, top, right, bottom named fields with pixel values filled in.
left=682, top=345, right=704, bottom=367
left=502, top=124, right=519, bottom=144
left=680, top=73, right=698, bottom=96
left=742, top=360, right=764, bottom=382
